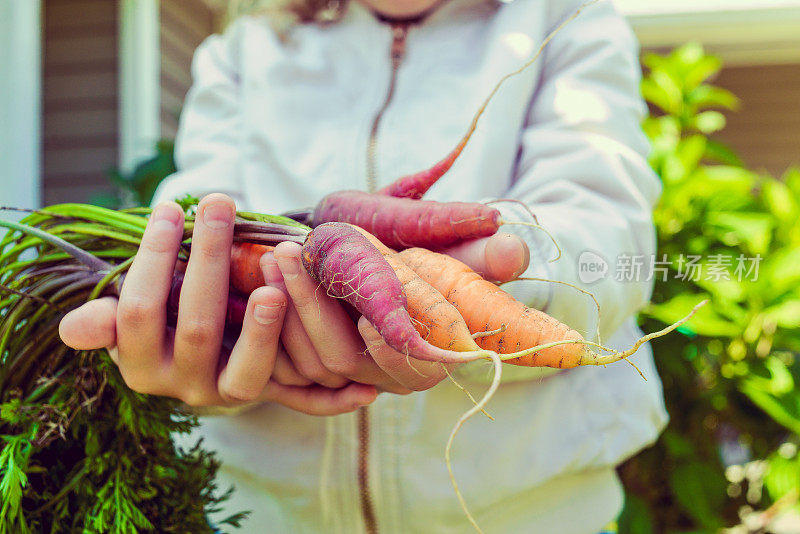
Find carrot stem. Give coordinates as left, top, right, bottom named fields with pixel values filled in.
left=0, top=219, right=112, bottom=272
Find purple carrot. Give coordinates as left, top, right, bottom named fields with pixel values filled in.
left=311, top=191, right=500, bottom=250
left=300, top=222, right=487, bottom=363
left=377, top=136, right=468, bottom=200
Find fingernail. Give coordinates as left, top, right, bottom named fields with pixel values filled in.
left=151, top=203, right=182, bottom=231
left=260, top=253, right=283, bottom=284
left=203, top=202, right=233, bottom=229
left=253, top=303, right=283, bottom=325
left=356, top=396, right=375, bottom=408
left=277, top=254, right=300, bottom=280
left=513, top=235, right=531, bottom=278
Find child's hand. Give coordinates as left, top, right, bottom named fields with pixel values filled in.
left=441, top=232, right=530, bottom=283
left=58, top=194, right=377, bottom=414
left=265, top=243, right=447, bottom=394
left=264, top=233, right=529, bottom=393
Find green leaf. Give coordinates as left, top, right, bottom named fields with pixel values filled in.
left=761, top=248, right=800, bottom=295
left=703, top=139, right=744, bottom=166
left=739, top=358, right=800, bottom=435
left=764, top=300, right=800, bottom=329
left=663, top=431, right=697, bottom=460
left=669, top=461, right=726, bottom=528
left=692, top=269, right=746, bottom=303
left=618, top=492, right=655, bottom=534
left=0, top=435, right=30, bottom=533
left=642, top=51, right=667, bottom=72
left=784, top=167, right=800, bottom=197
left=175, top=194, right=200, bottom=212
left=762, top=179, right=798, bottom=222
left=687, top=85, right=740, bottom=111
left=684, top=55, right=723, bottom=90
left=646, top=293, right=742, bottom=337
left=676, top=135, right=707, bottom=175
left=704, top=212, right=774, bottom=254
left=694, top=165, right=757, bottom=196
left=662, top=154, right=689, bottom=183
left=642, top=71, right=683, bottom=116
left=764, top=452, right=800, bottom=503
left=691, top=111, right=726, bottom=134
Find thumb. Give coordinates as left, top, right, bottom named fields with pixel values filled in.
left=58, top=296, right=119, bottom=351
left=441, top=233, right=530, bottom=283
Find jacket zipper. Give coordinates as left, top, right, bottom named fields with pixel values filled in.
left=357, top=407, right=378, bottom=534
left=357, top=22, right=410, bottom=534
left=365, top=22, right=409, bottom=193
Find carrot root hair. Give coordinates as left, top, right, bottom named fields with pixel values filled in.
left=445, top=352, right=502, bottom=534
left=443, top=297, right=704, bottom=534
left=503, top=277, right=602, bottom=345
left=499, top=220, right=561, bottom=262
left=379, top=0, right=600, bottom=201
left=576, top=299, right=708, bottom=367
left=492, top=299, right=709, bottom=379
left=471, top=324, right=507, bottom=340
left=442, top=364, right=494, bottom=421
left=484, top=198, right=540, bottom=225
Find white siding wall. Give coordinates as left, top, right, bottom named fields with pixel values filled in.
left=0, top=0, right=42, bottom=213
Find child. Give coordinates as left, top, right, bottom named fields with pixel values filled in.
left=60, top=0, right=668, bottom=531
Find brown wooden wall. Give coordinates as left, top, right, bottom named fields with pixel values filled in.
left=160, top=0, right=218, bottom=138
left=712, top=63, right=800, bottom=177
left=43, top=0, right=118, bottom=204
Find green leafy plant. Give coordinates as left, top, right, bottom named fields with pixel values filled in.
left=619, top=43, right=800, bottom=532
left=0, top=204, right=246, bottom=532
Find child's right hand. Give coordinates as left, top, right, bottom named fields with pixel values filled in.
left=58, top=194, right=377, bottom=414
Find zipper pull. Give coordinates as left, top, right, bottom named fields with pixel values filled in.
left=390, top=23, right=409, bottom=68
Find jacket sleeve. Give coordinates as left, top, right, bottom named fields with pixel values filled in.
left=493, top=0, right=668, bottom=468
left=458, top=0, right=661, bottom=384
left=511, top=0, right=661, bottom=335
left=151, top=20, right=251, bottom=209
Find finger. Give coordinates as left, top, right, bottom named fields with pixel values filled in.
left=217, top=286, right=287, bottom=403
left=116, top=201, right=184, bottom=386
left=59, top=297, right=119, bottom=350
left=358, top=317, right=448, bottom=392
left=441, top=233, right=530, bottom=282
left=261, top=252, right=350, bottom=388
left=172, top=194, right=235, bottom=387
left=272, top=348, right=314, bottom=386
left=260, top=381, right=378, bottom=416
left=273, top=242, right=388, bottom=383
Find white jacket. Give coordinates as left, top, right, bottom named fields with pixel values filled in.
left=155, top=0, right=668, bottom=532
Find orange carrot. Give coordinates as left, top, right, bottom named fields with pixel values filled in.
left=399, top=247, right=586, bottom=368
left=388, top=253, right=481, bottom=353
left=230, top=242, right=274, bottom=294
